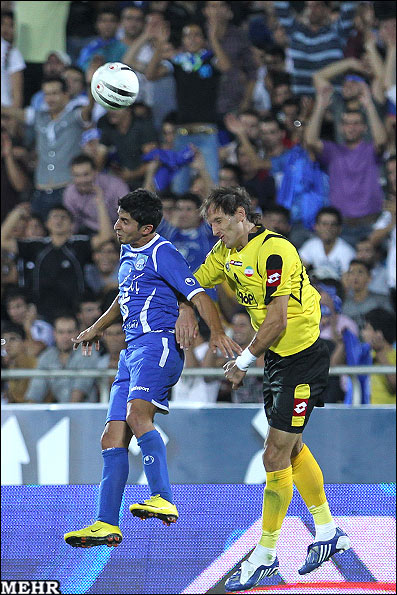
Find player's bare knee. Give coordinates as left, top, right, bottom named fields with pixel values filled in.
left=101, top=432, right=119, bottom=450
left=126, top=412, right=150, bottom=438
left=263, top=441, right=292, bottom=470
left=100, top=422, right=130, bottom=450
left=291, top=436, right=303, bottom=459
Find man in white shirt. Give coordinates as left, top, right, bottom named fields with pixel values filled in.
left=1, top=11, right=25, bottom=108
left=299, top=207, right=355, bottom=280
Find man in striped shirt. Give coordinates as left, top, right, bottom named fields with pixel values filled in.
left=273, top=1, right=356, bottom=96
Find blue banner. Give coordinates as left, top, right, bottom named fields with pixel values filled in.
left=1, top=405, right=396, bottom=485
left=1, top=484, right=396, bottom=594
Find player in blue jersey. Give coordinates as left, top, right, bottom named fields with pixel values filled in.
left=64, top=189, right=240, bottom=548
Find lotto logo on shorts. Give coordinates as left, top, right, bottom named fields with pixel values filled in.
left=294, top=401, right=307, bottom=415
left=291, top=384, right=310, bottom=427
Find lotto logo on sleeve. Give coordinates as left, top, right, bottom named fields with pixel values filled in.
left=291, top=384, right=310, bottom=427
left=266, top=269, right=282, bottom=286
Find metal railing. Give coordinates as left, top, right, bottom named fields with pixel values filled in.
left=2, top=366, right=395, bottom=405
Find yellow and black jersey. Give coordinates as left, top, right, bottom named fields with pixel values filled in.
left=194, top=227, right=321, bottom=357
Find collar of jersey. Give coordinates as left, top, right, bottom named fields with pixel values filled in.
left=246, top=225, right=266, bottom=244
left=124, top=233, right=160, bottom=252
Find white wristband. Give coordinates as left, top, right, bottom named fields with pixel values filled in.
left=235, top=347, right=257, bottom=371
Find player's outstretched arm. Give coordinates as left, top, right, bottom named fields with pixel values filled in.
left=224, top=295, right=289, bottom=389
left=72, top=295, right=121, bottom=356
left=190, top=292, right=242, bottom=359
left=176, top=301, right=199, bottom=350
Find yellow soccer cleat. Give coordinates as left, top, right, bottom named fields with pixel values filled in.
left=129, top=495, right=179, bottom=526
left=64, top=520, right=122, bottom=548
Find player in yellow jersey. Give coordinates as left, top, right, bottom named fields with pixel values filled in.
left=191, top=187, right=350, bottom=590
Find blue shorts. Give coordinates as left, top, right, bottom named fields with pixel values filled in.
left=106, top=332, right=184, bottom=424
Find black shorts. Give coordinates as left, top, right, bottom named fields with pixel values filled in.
left=263, top=338, right=329, bottom=434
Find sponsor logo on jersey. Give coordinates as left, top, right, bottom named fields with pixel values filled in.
left=236, top=289, right=258, bottom=306
left=266, top=269, right=282, bottom=286
left=135, top=255, right=148, bottom=271
left=230, top=260, right=243, bottom=266
left=130, top=386, right=150, bottom=392
left=185, top=277, right=196, bottom=286
left=244, top=266, right=254, bottom=277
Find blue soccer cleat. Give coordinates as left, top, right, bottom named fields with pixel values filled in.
left=299, top=528, right=350, bottom=575
left=225, top=557, right=279, bottom=592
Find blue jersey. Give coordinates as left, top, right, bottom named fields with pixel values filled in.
left=158, top=221, right=218, bottom=301
left=118, top=234, right=205, bottom=342
left=167, top=223, right=216, bottom=274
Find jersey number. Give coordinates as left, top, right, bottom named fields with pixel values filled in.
left=119, top=291, right=130, bottom=322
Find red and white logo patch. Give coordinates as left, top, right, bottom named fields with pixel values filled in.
left=266, top=269, right=282, bottom=286
left=294, top=401, right=307, bottom=415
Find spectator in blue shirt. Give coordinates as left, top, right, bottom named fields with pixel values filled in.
left=77, top=8, right=126, bottom=72
left=158, top=192, right=217, bottom=300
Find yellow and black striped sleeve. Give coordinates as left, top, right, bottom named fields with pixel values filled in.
left=194, top=239, right=227, bottom=289
left=257, top=238, right=300, bottom=305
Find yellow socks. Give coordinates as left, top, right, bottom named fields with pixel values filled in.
left=259, top=465, right=293, bottom=550
left=291, top=444, right=336, bottom=541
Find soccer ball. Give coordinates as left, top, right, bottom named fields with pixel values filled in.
left=90, top=62, right=139, bottom=110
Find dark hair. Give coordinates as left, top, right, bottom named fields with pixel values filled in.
left=75, top=290, right=100, bottom=312
left=159, top=190, right=178, bottom=202
left=42, top=76, right=68, bottom=94
left=93, top=238, right=119, bottom=253
left=177, top=192, right=202, bottom=209
left=348, top=259, right=372, bottom=274
left=182, top=21, right=205, bottom=35
left=118, top=189, right=163, bottom=230
left=282, top=97, right=300, bottom=110
left=97, top=7, right=120, bottom=21
left=262, top=204, right=291, bottom=223
left=232, top=308, right=251, bottom=320
left=1, top=321, right=26, bottom=341
left=315, top=206, right=343, bottom=226
left=356, top=235, right=372, bottom=244
left=29, top=213, right=45, bottom=230
left=70, top=153, right=96, bottom=170
left=162, top=111, right=178, bottom=125
left=365, top=308, right=396, bottom=344
left=261, top=43, right=285, bottom=61
left=271, top=71, right=291, bottom=87
left=4, top=287, right=28, bottom=307
left=1, top=10, right=14, bottom=22
left=200, top=186, right=260, bottom=224
left=220, top=163, right=242, bottom=184
left=261, top=115, right=284, bottom=131
left=53, top=313, right=79, bottom=328
left=46, top=205, right=74, bottom=221
left=121, top=4, right=145, bottom=17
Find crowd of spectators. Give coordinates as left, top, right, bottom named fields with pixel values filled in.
left=1, top=0, right=396, bottom=406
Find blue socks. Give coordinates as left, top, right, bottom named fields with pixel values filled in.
left=96, top=447, right=129, bottom=526
left=95, top=431, right=172, bottom=526
left=138, top=429, right=173, bottom=504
